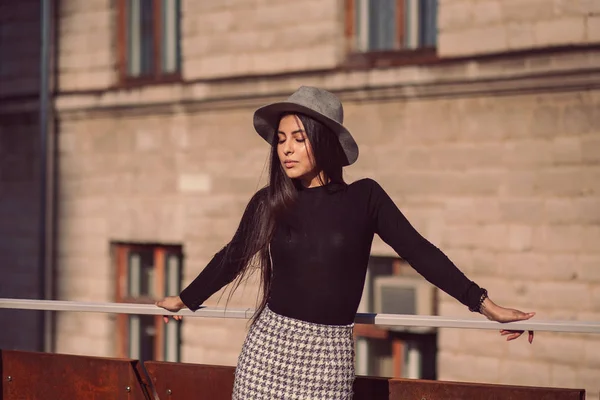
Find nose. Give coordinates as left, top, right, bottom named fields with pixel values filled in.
left=282, top=139, right=294, bottom=155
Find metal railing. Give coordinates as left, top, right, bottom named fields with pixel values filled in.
left=1, top=297, right=596, bottom=400
left=2, top=298, right=599, bottom=334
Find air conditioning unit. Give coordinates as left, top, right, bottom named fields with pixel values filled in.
left=372, top=275, right=436, bottom=334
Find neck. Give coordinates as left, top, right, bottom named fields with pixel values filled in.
left=300, top=171, right=328, bottom=188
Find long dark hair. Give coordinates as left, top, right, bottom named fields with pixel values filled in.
left=225, top=113, right=348, bottom=324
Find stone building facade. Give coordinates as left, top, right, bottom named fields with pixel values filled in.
left=2, top=0, right=600, bottom=397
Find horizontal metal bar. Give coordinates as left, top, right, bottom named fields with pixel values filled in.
left=0, top=298, right=256, bottom=320
left=1, top=298, right=599, bottom=334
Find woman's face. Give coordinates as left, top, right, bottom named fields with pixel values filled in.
left=276, top=115, right=320, bottom=186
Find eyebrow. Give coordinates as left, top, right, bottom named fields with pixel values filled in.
left=277, top=129, right=305, bottom=135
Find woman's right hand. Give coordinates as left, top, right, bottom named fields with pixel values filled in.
left=156, top=296, right=185, bottom=323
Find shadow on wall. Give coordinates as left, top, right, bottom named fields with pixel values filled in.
left=0, top=0, right=45, bottom=351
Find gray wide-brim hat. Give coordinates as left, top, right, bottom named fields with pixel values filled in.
left=253, top=86, right=359, bottom=166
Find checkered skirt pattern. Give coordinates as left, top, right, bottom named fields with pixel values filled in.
left=232, top=306, right=355, bottom=399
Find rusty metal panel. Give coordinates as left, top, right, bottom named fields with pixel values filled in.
left=145, top=361, right=235, bottom=400
left=2, top=351, right=587, bottom=400
left=145, top=362, right=395, bottom=400
left=1, top=350, right=150, bottom=400
left=389, top=378, right=586, bottom=400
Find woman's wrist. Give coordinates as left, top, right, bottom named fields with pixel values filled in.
left=480, top=297, right=498, bottom=320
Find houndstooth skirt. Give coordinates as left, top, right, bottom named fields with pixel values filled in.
left=232, top=306, right=355, bottom=400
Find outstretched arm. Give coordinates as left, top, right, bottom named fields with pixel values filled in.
left=368, top=179, right=485, bottom=310
left=368, top=180, right=535, bottom=342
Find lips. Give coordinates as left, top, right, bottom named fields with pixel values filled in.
left=283, top=160, right=297, bottom=168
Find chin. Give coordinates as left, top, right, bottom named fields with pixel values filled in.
left=284, top=171, right=302, bottom=179
left=284, top=170, right=311, bottom=181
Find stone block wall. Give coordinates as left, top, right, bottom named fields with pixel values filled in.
left=55, top=0, right=344, bottom=86
left=439, top=0, right=600, bottom=56
left=54, top=106, right=265, bottom=363
left=57, top=0, right=115, bottom=91
left=51, top=0, right=600, bottom=87
left=181, top=0, right=343, bottom=79
left=358, top=91, right=600, bottom=394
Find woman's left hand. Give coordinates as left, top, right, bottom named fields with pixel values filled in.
left=481, top=298, right=535, bottom=344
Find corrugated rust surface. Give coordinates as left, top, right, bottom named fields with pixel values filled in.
left=389, top=378, right=586, bottom=400
left=145, top=361, right=235, bottom=400
left=1, top=350, right=150, bottom=400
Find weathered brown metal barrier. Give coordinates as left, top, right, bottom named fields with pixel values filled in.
left=1, top=350, right=586, bottom=399
left=146, top=361, right=235, bottom=399
left=144, top=361, right=391, bottom=399
left=145, top=361, right=585, bottom=400
left=1, top=350, right=151, bottom=400
left=388, top=379, right=585, bottom=400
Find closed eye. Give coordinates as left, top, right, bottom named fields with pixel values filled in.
left=277, top=129, right=306, bottom=144
left=278, top=137, right=305, bottom=144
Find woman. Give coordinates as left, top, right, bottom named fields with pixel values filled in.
left=157, top=86, right=535, bottom=399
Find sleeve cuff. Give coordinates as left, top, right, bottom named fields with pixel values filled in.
left=179, top=288, right=204, bottom=312
left=465, top=283, right=488, bottom=312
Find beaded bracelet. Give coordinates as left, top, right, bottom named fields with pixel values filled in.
left=469, top=288, right=488, bottom=313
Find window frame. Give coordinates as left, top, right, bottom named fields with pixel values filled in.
left=116, top=0, right=182, bottom=87
left=344, top=0, right=439, bottom=69
left=114, top=243, right=182, bottom=362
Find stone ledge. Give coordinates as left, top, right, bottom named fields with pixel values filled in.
left=57, top=71, right=600, bottom=120
left=5, top=47, right=600, bottom=117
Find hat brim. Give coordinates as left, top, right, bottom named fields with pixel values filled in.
left=253, top=101, right=359, bottom=166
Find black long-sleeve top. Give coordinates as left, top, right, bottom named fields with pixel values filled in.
left=180, top=178, right=485, bottom=325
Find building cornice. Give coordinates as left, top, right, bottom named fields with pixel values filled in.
left=3, top=46, right=600, bottom=117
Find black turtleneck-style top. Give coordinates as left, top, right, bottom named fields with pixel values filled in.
left=179, top=178, right=485, bottom=325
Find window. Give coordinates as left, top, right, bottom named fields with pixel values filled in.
left=117, top=0, right=181, bottom=84
left=114, top=243, right=183, bottom=362
left=350, top=0, right=437, bottom=52
left=345, top=0, right=438, bottom=67
left=355, top=257, right=437, bottom=379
